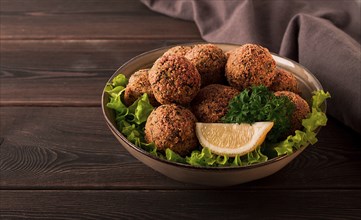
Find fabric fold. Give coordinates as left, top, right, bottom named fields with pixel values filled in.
left=141, top=0, right=361, bottom=133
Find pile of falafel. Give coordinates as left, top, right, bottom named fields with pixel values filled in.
left=123, top=43, right=310, bottom=157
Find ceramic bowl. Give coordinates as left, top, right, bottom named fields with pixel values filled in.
left=101, top=43, right=324, bottom=186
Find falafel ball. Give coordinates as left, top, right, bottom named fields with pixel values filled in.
left=145, top=104, right=198, bottom=156
left=274, top=91, right=310, bottom=134
left=225, top=44, right=276, bottom=90
left=185, top=44, right=227, bottom=87
left=148, top=54, right=201, bottom=106
left=124, top=69, right=159, bottom=106
left=269, top=68, right=299, bottom=94
left=163, top=45, right=193, bottom=57
left=191, top=84, right=240, bottom=123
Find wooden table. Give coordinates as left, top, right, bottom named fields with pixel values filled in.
left=1, top=1, right=360, bottom=219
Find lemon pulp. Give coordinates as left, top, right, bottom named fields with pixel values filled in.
left=196, top=122, right=274, bottom=157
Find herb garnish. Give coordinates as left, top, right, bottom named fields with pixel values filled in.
left=221, top=85, right=295, bottom=142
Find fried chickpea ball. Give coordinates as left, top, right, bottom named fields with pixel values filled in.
left=163, top=45, right=193, bottom=57
left=148, top=55, right=201, bottom=106
left=124, top=69, right=159, bottom=106
left=185, top=44, right=227, bottom=87
left=191, top=84, right=240, bottom=123
left=274, top=91, right=310, bottom=134
left=225, top=44, right=276, bottom=90
left=269, top=68, right=300, bottom=94
left=145, top=104, right=198, bottom=156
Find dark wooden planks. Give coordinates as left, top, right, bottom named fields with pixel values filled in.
left=0, top=0, right=200, bottom=40
left=0, top=106, right=187, bottom=189
left=0, top=15, right=200, bottom=40
left=0, top=39, right=203, bottom=105
left=1, top=190, right=360, bottom=219
left=1, top=107, right=360, bottom=189
left=1, top=0, right=154, bottom=13
left=0, top=40, right=206, bottom=70
left=0, top=0, right=203, bottom=105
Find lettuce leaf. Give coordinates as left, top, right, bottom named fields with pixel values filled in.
left=185, top=148, right=217, bottom=166
left=245, top=146, right=268, bottom=165
left=166, top=149, right=187, bottom=164
left=273, top=90, right=331, bottom=155
left=182, top=146, right=267, bottom=167
left=111, top=74, right=128, bottom=87
left=184, top=147, right=229, bottom=167
left=105, top=74, right=154, bottom=153
left=128, top=94, right=154, bottom=125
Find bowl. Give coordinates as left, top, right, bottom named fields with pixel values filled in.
left=101, top=43, right=324, bottom=186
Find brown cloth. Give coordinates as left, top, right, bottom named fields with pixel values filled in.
left=141, top=0, right=361, bottom=133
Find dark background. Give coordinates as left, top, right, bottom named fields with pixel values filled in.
left=0, top=0, right=360, bottom=219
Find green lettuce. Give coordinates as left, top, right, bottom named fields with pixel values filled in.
left=166, top=149, right=186, bottom=164
left=273, top=90, right=331, bottom=155
left=167, top=145, right=267, bottom=167
left=105, top=74, right=155, bottom=153
left=185, top=147, right=223, bottom=166
left=245, top=146, right=268, bottom=164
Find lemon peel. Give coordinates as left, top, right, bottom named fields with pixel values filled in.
left=196, top=122, right=274, bottom=157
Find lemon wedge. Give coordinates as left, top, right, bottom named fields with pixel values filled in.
left=195, top=122, right=274, bottom=157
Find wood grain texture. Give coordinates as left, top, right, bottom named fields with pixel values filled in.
left=0, top=1, right=202, bottom=105
left=1, top=0, right=154, bottom=13
left=0, top=107, right=185, bottom=189
left=0, top=0, right=200, bottom=40
left=1, top=190, right=360, bottom=219
left=1, top=107, right=360, bottom=189
left=0, top=40, right=204, bottom=70
left=0, top=39, right=203, bottom=105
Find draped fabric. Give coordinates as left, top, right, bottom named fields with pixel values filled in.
left=141, top=0, right=361, bottom=133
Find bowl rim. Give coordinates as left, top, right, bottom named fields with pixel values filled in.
left=101, top=42, right=325, bottom=171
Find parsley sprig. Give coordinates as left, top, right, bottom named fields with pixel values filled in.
left=221, top=85, right=295, bottom=142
